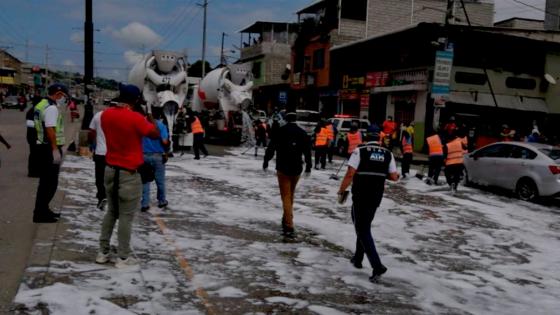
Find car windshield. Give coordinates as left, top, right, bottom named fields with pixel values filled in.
left=360, top=121, right=369, bottom=129
left=539, top=148, right=560, bottom=160
left=296, top=112, right=319, bottom=122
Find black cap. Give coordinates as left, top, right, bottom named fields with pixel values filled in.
left=47, top=83, right=69, bottom=96
left=116, top=83, right=141, bottom=104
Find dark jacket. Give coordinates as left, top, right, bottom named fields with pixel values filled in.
left=264, top=122, right=312, bottom=176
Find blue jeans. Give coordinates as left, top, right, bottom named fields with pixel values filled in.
left=141, top=153, right=166, bottom=207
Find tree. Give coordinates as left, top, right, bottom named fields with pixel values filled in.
left=188, top=60, right=212, bottom=78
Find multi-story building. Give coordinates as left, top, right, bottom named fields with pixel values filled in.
left=290, top=0, right=494, bottom=115
left=0, top=50, right=23, bottom=87
left=331, top=22, right=560, bottom=150
left=239, top=21, right=298, bottom=113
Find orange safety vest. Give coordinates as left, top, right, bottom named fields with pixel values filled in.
left=461, top=136, right=468, bottom=154
left=446, top=138, right=464, bottom=166
left=347, top=131, right=362, bottom=154
left=315, top=127, right=329, bottom=146
left=402, top=137, right=413, bottom=154
left=191, top=117, right=204, bottom=134
left=426, top=135, right=443, bottom=156
left=326, top=125, right=335, bottom=141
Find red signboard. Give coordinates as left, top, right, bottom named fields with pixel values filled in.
left=360, top=94, right=370, bottom=109
left=366, top=71, right=389, bottom=88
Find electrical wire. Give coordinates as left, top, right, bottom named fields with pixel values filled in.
left=507, top=0, right=560, bottom=18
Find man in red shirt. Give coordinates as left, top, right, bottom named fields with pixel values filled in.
left=96, top=84, right=159, bottom=268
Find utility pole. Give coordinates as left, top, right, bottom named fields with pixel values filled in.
left=45, top=45, right=49, bottom=87
left=199, top=0, right=208, bottom=78
left=445, top=0, right=455, bottom=25
left=25, top=39, right=29, bottom=62
left=220, top=32, right=227, bottom=65
left=82, top=0, right=94, bottom=130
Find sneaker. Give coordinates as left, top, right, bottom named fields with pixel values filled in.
left=314, top=166, right=319, bottom=170
left=158, top=201, right=168, bottom=208
left=350, top=257, right=363, bottom=269
left=97, top=199, right=107, bottom=211
left=115, top=256, right=139, bottom=268
left=369, top=265, right=388, bottom=282
left=141, top=206, right=150, bottom=212
left=95, top=251, right=110, bottom=264
left=194, top=157, right=200, bottom=160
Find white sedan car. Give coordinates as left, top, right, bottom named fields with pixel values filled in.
left=464, top=142, right=560, bottom=201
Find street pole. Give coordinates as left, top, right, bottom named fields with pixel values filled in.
left=220, top=32, right=226, bottom=65
left=445, top=0, right=455, bottom=25
left=200, top=0, right=208, bottom=78
left=82, top=0, right=94, bottom=130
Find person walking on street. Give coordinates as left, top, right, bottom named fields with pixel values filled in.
left=314, top=120, right=329, bottom=169
left=426, top=130, right=444, bottom=185
left=96, top=84, right=160, bottom=268
left=254, top=119, right=268, bottom=157
left=32, top=83, right=68, bottom=223
left=325, top=120, right=336, bottom=163
left=141, top=109, right=169, bottom=211
left=346, top=124, right=362, bottom=158
left=263, top=112, right=312, bottom=237
left=89, top=104, right=110, bottom=210
left=337, top=132, right=399, bottom=282
left=444, top=133, right=466, bottom=194
left=0, top=130, right=11, bottom=168
left=26, top=101, right=39, bottom=177
left=401, top=130, right=413, bottom=178
left=190, top=112, right=208, bottom=160
left=382, top=116, right=397, bottom=150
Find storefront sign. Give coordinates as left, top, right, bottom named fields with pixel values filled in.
left=342, top=75, right=365, bottom=89
left=432, top=50, right=454, bottom=106
left=278, top=91, right=287, bottom=105
left=340, top=89, right=359, bottom=100
left=360, top=94, right=370, bottom=109
left=366, top=72, right=389, bottom=88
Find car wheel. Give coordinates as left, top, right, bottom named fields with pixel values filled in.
left=516, top=178, right=538, bottom=201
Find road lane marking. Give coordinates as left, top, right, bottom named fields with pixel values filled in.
left=153, top=214, right=216, bottom=315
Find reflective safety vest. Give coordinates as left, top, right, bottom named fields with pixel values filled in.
left=315, top=127, right=329, bottom=146
left=347, top=131, right=362, bottom=154
left=446, top=138, right=464, bottom=166
left=34, top=99, right=65, bottom=146
left=191, top=117, right=204, bottom=134
left=402, top=137, right=413, bottom=154
left=461, top=136, right=468, bottom=154
left=326, top=125, right=335, bottom=141
left=426, top=134, right=443, bottom=156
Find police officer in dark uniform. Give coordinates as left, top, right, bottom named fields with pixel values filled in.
left=337, top=132, right=399, bottom=282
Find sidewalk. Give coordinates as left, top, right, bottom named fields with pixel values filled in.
left=0, top=105, right=81, bottom=315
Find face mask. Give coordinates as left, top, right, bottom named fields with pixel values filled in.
left=56, top=96, right=67, bottom=106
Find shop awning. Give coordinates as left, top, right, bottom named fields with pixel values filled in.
left=0, top=76, right=15, bottom=85
left=449, top=91, right=549, bottom=113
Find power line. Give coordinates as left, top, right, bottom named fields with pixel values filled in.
left=157, top=0, right=198, bottom=45
left=507, top=0, right=560, bottom=18
left=164, top=7, right=203, bottom=49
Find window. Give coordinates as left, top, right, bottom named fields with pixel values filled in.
left=476, top=144, right=511, bottom=158
left=506, top=77, right=537, bottom=90
left=539, top=148, right=560, bottom=160
left=510, top=146, right=537, bottom=160
left=313, top=48, right=325, bottom=70
left=252, top=62, right=262, bottom=79
left=342, top=121, right=352, bottom=129
left=341, top=0, right=367, bottom=21
left=455, top=72, right=487, bottom=85
left=296, top=111, right=320, bottom=123
left=360, top=121, right=369, bottom=129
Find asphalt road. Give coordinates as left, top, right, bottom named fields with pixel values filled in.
left=0, top=108, right=38, bottom=314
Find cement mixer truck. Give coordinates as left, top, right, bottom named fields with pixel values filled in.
left=128, top=50, right=189, bottom=152
left=191, top=62, right=254, bottom=144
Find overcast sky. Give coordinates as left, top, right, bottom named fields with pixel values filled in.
left=0, top=0, right=548, bottom=81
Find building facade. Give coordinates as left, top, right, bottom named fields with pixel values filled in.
left=239, top=21, right=298, bottom=113
left=290, top=0, right=494, bottom=116
left=331, top=23, right=560, bottom=151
